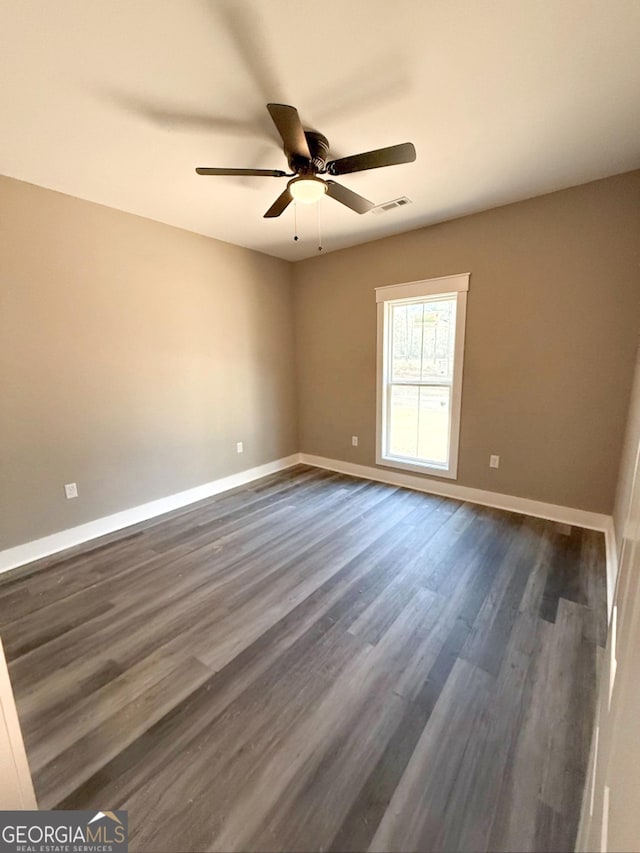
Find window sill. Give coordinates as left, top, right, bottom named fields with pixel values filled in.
left=377, top=454, right=458, bottom=480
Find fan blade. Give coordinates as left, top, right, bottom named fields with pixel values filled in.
left=326, top=180, right=374, bottom=214
left=327, top=142, right=416, bottom=176
left=267, top=103, right=311, bottom=160
left=264, top=188, right=293, bottom=218
left=196, top=167, right=286, bottom=177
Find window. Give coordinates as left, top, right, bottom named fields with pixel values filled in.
left=376, top=274, right=469, bottom=479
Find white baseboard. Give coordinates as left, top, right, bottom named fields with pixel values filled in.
left=300, top=453, right=611, bottom=532
left=0, top=454, right=301, bottom=575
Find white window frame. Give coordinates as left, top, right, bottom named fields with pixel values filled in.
left=375, top=273, right=469, bottom=480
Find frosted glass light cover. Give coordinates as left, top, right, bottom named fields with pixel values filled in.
left=289, top=178, right=326, bottom=204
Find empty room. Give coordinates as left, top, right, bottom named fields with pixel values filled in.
left=1, top=1, right=639, bottom=851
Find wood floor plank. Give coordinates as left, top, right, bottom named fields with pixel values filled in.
left=539, top=525, right=587, bottom=622
left=368, top=658, right=496, bottom=853
left=461, top=515, right=547, bottom=676
left=329, top=611, right=470, bottom=853
left=25, top=647, right=197, bottom=772
left=0, top=466, right=607, bottom=852
left=487, top=608, right=576, bottom=852
left=1, top=585, right=117, bottom=659
left=35, top=656, right=213, bottom=807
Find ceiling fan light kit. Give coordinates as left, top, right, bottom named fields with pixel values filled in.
left=195, top=103, right=416, bottom=220
left=288, top=176, right=327, bottom=204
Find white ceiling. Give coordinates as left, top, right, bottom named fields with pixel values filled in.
left=1, top=0, right=639, bottom=261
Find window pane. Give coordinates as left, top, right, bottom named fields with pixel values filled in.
left=389, top=385, right=450, bottom=465
left=420, top=299, right=456, bottom=382
left=389, top=385, right=419, bottom=458
left=390, top=298, right=456, bottom=383
left=391, top=303, right=424, bottom=380
left=417, top=386, right=450, bottom=464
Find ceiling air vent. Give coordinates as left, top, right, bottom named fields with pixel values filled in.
left=371, top=197, right=412, bottom=215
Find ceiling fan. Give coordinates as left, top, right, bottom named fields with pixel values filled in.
left=196, top=103, right=416, bottom=218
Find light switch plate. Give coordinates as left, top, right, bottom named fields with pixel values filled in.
left=64, top=482, right=78, bottom=499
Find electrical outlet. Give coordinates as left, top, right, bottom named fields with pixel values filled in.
left=236, top=442, right=243, bottom=454
left=489, top=455, right=500, bottom=469
left=64, top=482, right=78, bottom=499
left=351, top=435, right=359, bottom=447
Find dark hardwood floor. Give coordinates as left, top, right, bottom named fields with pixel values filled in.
left=0, top=465, right=607, bottom=852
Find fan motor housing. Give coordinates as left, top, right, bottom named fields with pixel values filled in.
left=287, top=131, right=330, bottom=174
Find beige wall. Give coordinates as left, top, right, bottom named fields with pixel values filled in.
left=0, top=176, right=297, bottom=549
left=578, top=344, right=640, bottom=852
left=293, top=171, right=640, bottom=514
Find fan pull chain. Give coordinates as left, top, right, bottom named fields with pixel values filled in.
left=293, top=201, right=298, bottom=242
left=317, top=200, right=323, bottom=252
